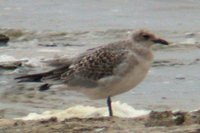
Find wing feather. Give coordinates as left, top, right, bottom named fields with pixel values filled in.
left=61, top=46, right=130, bottom=87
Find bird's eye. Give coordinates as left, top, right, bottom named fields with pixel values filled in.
left=142, top=34, right=150, bottom=40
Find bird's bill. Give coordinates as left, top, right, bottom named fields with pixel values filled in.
left=153, top=38, right=169, bottom=45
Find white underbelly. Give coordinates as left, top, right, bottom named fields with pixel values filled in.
left=107, top=64, right=149, bottom=96
left=84, top=61, right=151, bottom=99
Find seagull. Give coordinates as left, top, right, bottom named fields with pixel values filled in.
left=15, top=30, right=169, bottom=117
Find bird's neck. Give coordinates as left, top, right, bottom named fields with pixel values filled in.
left=130, top=42, right=153, bottom=61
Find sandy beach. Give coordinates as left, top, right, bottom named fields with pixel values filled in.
left=1, top=110, right=200, bottom=133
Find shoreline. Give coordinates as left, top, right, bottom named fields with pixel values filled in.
left=0, top=110, right=200, bottom=133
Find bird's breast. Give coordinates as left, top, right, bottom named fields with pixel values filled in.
left=107, top=60, right=151, bottom=97
left=77, top=51, right=153, bottom=99
left=85, top=59, right=152, bottom=99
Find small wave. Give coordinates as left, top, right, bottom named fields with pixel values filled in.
left=17, top=101, right=150, bottom=121
left=1, top=28, right=198, bottom=51
left=38, top=49, right=61, bottom=53
left=0, top=55, right=18, bottom=62
left=0, top=55, right=45, bottom=68
left=0, top=28, right=131, bottom=42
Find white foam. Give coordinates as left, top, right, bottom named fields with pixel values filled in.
left=17, top=101, right=150, bottom=121
left=22, top=58, right=44, bottom=67
left=0, top=55, right=18, bottom=62
left=0, top=55, right=47, bottom=68
left=38, top=49, right=60, bottom=53
left=180, top=38, right=196, bottom=45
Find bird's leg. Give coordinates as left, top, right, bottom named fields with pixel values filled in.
left=107, top=96, right=113, bottom=116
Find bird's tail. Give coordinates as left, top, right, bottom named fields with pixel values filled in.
left=15, top=65, right=70, bottom=83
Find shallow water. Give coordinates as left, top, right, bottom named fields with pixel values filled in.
left=0, top=0, right=200, bottom=118
left=1, top=0, right=200, bottom=31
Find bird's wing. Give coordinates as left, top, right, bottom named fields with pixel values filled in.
left=15, top=41, right=138, bottom=89
left=14, top=48, right=100, bottom=83
left=15, top=64, right=70, bottom=83
left=61, top=46, right=131, bottom=88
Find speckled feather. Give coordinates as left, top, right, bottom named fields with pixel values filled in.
left=15, top=30, right=168, bottom=99
left=61, top=42, right=130, bottom=84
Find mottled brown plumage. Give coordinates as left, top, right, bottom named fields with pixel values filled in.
left=61, top=46, right=128, bottom=81
left=15, top=30, right=169, bottom=116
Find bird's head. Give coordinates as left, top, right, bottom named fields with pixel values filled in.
left=130, top=30, right=169, bottom=47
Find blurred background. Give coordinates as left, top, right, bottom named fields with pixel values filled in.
left=0, top=0, right=200, bottom=118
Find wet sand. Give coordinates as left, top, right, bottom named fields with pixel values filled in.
left=1, top=110, right=200, bottom=133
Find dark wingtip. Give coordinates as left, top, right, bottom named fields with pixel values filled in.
left=15, top=74, right=43, bottom=82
